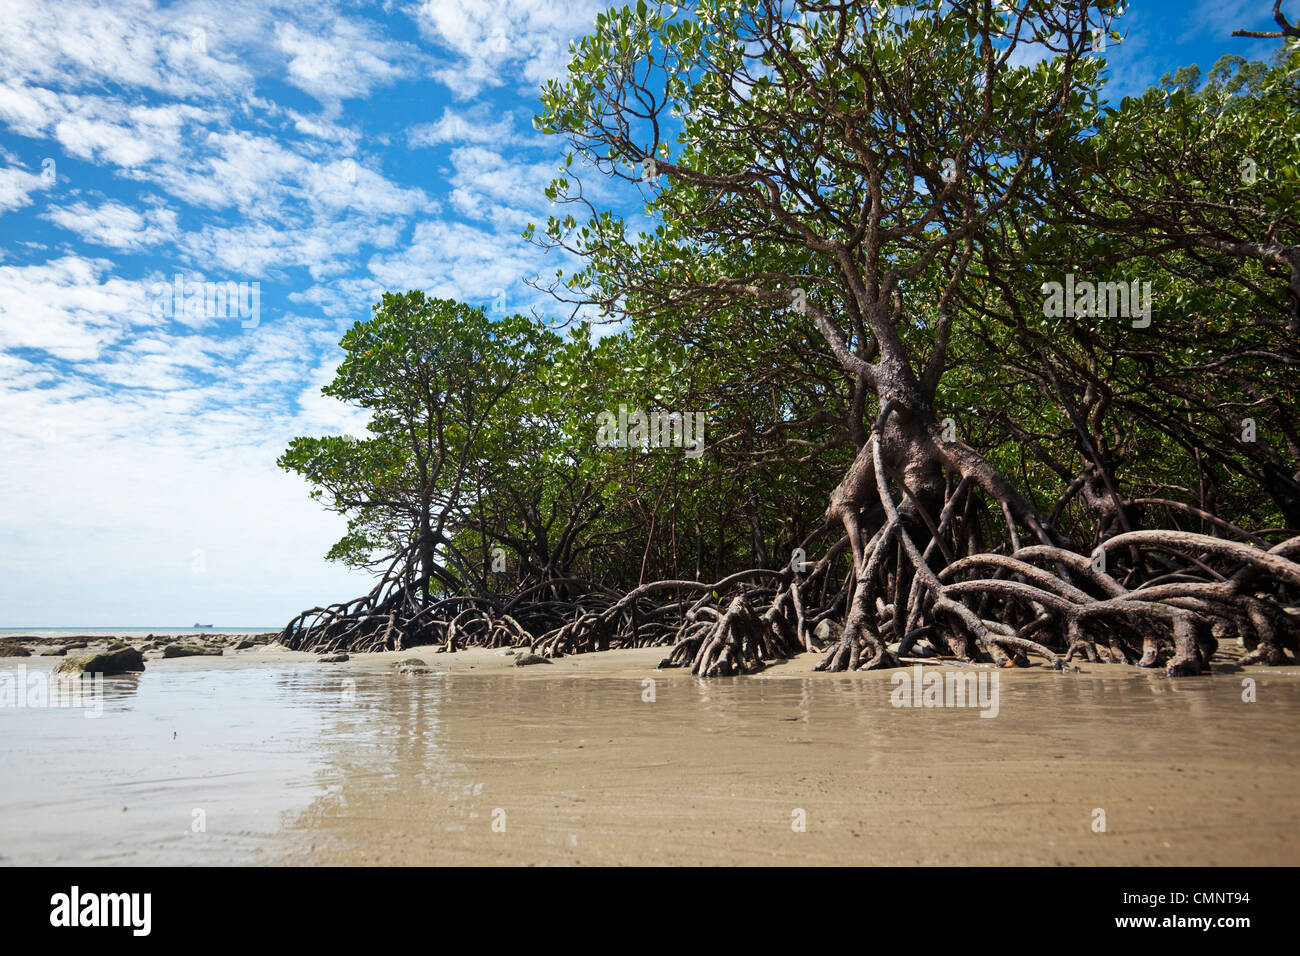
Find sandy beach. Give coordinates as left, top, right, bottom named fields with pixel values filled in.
left=2, top=635, right=1297, bottom=866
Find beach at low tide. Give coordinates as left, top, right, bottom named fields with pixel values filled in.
left=2, top=637, right=1297, bottom=866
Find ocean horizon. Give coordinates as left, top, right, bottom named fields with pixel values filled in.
left=0, top=626, right=280, bottom=638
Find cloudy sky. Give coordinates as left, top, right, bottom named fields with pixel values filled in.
left=0, top=0, right=1283, bottom=627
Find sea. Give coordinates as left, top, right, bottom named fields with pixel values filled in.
left=0, top=627, right=279, bottom=639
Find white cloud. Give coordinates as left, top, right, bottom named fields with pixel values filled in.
left=0, top=0, right=256, bottom=100
left=413, top=0, right=603, bottom=98
left=0, top=256, right=158, bottom=361
left=0, top=369, right=373, bottom=626
left=446, top=144, right=558, bottom=222
left=0, top=302, right=377, bottom=625
left=289, top=278, right=389, bottom=318
left=0, top=163, right=51, bottom=212
left=0, top=84, right=215, bottom=169
left=0, top=86, right=430, bottom=240
left=179, top=216, right=403, bottom=280
left=366, top=218, right=564, bottom=314
left=275, top=19, right=417, bottom=108
left=0, top=0, right=601, bottom=627
left=42, top=199, right=179, bottom=249
left=408, top=105, right=524, bottom=148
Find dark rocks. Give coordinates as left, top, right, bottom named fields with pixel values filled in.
left=888, top=641, right=934, bottom=659
left=513, top=653, right=552, bottom=667
left=813, top=619, right=843, bottom=645
left=40, top=647, right=68, bottom=656
left=398, top=663, right=436, bottom=675
left=318, top=654, right=349, bottom=663
left=53, top=647, right=145, bottom=676
left=161, top=645, right=223, bottom=658
left=0, top=644, right=32, bottom=658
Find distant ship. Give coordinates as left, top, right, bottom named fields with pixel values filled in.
left=193, top=623, right=214, bottom=628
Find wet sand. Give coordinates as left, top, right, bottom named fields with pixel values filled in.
left=2, top=644, right=1298, bottom=865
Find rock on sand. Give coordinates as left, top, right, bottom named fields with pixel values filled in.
left=53, top=647, right=145, bottom=676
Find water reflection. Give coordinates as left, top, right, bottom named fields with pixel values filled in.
left=286, top=668, right=1300, bottom=865
left=2, top=663, right=1298, bottom=865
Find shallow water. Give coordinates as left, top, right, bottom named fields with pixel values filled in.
left=0, top=627, right=278, bottom=640
left=2, top=659, right=1298, bottom=865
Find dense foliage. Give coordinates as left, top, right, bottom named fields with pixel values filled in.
left=279, top=2, right=1299, bottom=674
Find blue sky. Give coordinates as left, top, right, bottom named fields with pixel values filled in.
left=0, top=0, right=1287, bottom=626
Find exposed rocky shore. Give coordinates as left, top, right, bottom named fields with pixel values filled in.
left=0, top=632, right=279, bottom=669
